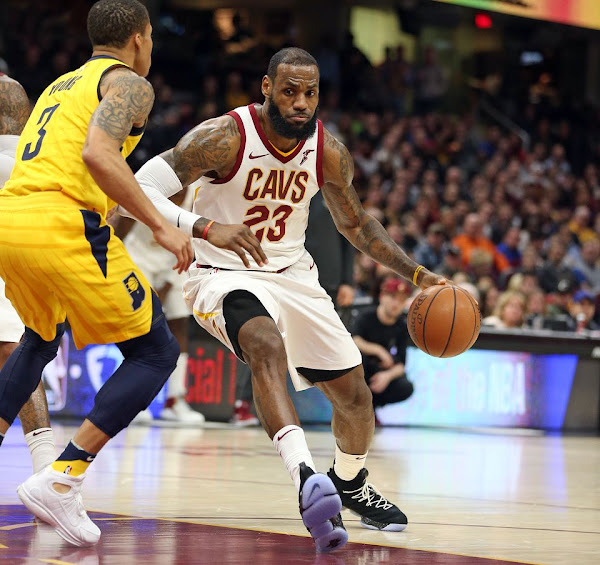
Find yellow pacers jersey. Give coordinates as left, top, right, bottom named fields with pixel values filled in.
left=0, top=56, right=153, bottom=348
left=2, top=56, right=144, bottom=217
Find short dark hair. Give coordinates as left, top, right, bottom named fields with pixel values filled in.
left=267, top=47, right=318, bottom=82
left=87, top=0, right=149, bottom=48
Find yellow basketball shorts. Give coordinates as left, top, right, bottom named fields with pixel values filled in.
left=0, top=195, right=154, bottom=348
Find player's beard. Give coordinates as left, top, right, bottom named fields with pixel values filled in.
left=267, top=96, right=318, bottom=140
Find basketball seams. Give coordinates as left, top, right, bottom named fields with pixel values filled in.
left=439, top=286, right=457, bottom=357
left=420, top=286, right=447, bottom=355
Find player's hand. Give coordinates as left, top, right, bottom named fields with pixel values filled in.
left=153, top=223, right=194, bottom=274
left=418, top=269, right=447, bottom=291
left=205, top=223, right=268, bottom=269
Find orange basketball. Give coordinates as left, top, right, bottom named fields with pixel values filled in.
left=407, top=285, right=481, bottom=358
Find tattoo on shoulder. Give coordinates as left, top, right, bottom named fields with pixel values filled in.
left=0, top=80, right=30, bottom=135
left=91, top=68, right=154, bottom=143
left=323, top=128, right=354, bottom=187
left=170, top=115, right=240, bottom=187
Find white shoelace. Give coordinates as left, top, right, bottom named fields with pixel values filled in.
left=348, top=482, right=393, bottom=510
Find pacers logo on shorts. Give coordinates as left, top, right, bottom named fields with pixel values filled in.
left=122, top=272, right=145, bottom=311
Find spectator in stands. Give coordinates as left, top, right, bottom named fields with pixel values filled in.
left=545, top=143, right=571, bottom=175
left=524, top=288, right=548, bottom=330
left=468, top=249, right=495, bottom=282
left=352, top=279, right=414, bottom=417
left=568, top=290, right=599, bottom=333
left=438, top=207, right=458, bottom=239
left=569, top=206, right=596, bottom=245
left=482, top=291, right=526, bottom=329
left=570, top=238, right=600, bottom=293
left=413, top=223, right=446, bottom=271
left=453, top=213, right=510, bottom=276
left=544, top=277, right=577, bottom=331
left=436, top=244, right=462, bottom=279
left=480, top=285, right=500, bottom=319
left=497, top=226, right=522, bottom=269
left=538, top=238, right=576, bottom=294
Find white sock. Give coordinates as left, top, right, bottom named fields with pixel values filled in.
left=167, top=352, right=189, bottom=399
left=24, top=428, right=56, bottom=473
left=333, top=444, right=367, bottom=481
left=272, top=425, right=316, bottom=491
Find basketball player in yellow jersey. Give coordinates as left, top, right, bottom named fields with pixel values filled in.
left=0, top=74, right=56, bottom=473
left=0, top=0, right=194, bottom=548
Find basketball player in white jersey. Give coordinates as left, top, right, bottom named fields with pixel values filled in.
left=119, top=187, right=204, bottom=424
left=120, top=47, right=445, bottom=553
left=0, top=73, right=56, bottom=471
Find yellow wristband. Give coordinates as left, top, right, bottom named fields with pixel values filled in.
left=412, top=265, right=425, bottom=286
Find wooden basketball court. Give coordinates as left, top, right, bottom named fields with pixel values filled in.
left=1, top=422, right=598, bottom=564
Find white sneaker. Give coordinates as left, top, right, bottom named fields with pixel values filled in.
left=160, top=399, right=205, bottom=424
left=17, top=466, right=101, bottom=547
left=131, top=408, right=154, bottom=425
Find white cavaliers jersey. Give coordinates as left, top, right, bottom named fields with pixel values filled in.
left=124, top=185, right=195, bottom=272
left=192, top=104, right=324, bottom=272
left=0, top=135, right=19, bottom=185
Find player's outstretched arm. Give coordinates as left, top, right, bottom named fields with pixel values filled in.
left=84, top=67, right=192, bottom=273
left=320, top=129, right=444, bottom=290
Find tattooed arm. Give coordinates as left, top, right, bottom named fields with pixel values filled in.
left=84, top=67, right=193, bottom=272
left=0, top=75, right=30, bottom=135
left=160, top=115, right=241, bottom=188
left=156, top=117, right=267, bottom=267
left=320, top=128, right=444, bottom=289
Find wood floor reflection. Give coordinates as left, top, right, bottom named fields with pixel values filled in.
left=1, top=423, right=599, bottom=564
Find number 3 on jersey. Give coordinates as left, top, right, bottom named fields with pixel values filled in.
left=244, top=204, right=292, bottom=242
left=22, top=104, right=60, bottom=161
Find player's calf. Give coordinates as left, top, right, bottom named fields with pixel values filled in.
left=0, top=324, right=64, bottom=427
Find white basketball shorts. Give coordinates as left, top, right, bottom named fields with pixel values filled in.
left=183, top=250, right=362, bottom=391
left=0, top=276, right=24, bottom=342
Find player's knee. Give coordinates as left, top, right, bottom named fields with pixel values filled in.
left=354, top=378, right=374, bottom=411
left=21, top=323, right=65, bottom=364
left=242, top=326, right=285, bottom=364
left=119, top=319, right=180, bottom=375
left=332, top=366, right=372, bottom=411
left=223, top=290, right=277, bottom=362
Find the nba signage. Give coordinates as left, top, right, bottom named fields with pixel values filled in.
left=377, top=348, right=578, bottom=429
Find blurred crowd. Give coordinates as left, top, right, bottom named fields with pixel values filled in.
left=3, top=3, right=600, bottom=335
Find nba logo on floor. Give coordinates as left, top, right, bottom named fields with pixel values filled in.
left=122, top=272, right=145, bottom=310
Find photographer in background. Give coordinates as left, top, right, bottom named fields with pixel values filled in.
left=352, top=279, right=414, bottom=420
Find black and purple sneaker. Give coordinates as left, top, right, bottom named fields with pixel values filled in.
left=298, top=462, right=348, bottom=553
